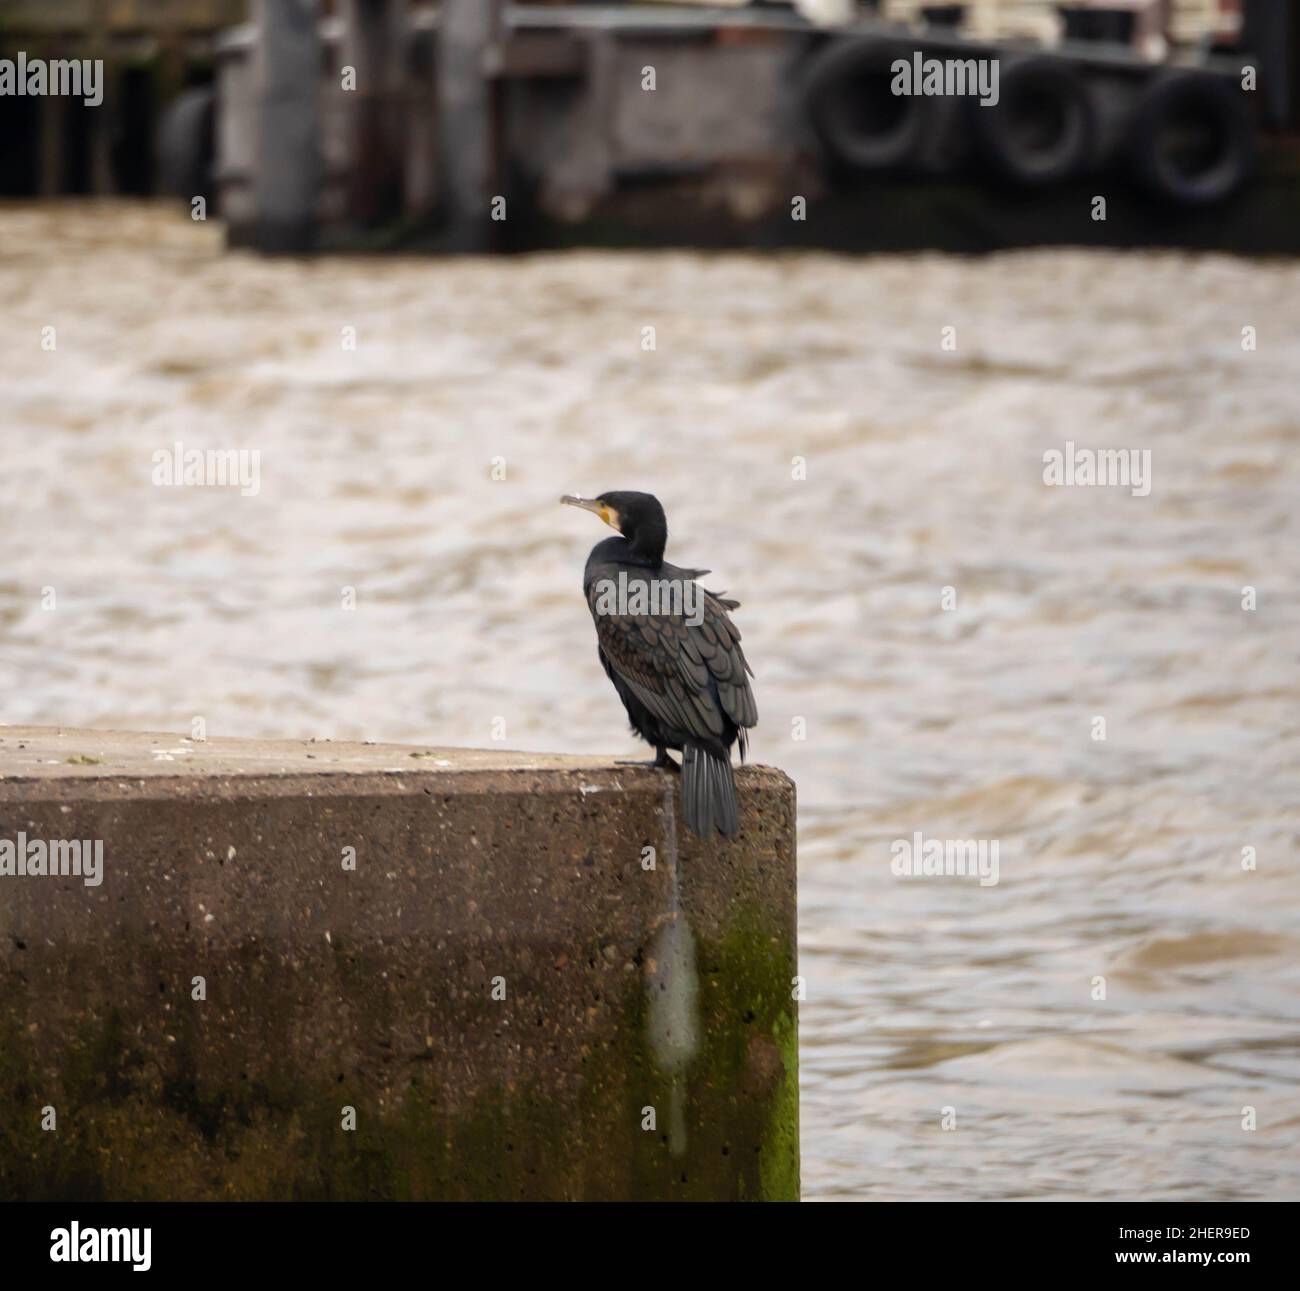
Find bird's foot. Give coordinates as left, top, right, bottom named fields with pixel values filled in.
left=616, top=750, right=680, bottom=773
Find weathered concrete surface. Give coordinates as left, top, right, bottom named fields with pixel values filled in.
left=0, top=727, right=798, bottom=1201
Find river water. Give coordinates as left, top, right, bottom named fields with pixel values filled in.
left=2, top=203, right=1297, bottom=1199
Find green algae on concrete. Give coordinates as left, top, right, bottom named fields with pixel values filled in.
left=0, top=726, right=798, bottom=1200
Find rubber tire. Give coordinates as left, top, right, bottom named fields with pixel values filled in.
left=1126, top=70, right=1255, bottom=207
left=970, top=57, right=1095, bottom=186
left=158, top=86, right=215, bottom=202
left=803, top=39, right=938, bottom=172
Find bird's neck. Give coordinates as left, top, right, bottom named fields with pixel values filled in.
left=586, top=535, right=663, bottom=576
left=626, top=519, right=667, bottom=566
left=622, top=539, right=664, bottom=568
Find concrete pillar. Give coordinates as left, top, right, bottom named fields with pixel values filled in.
left=216, top=26, right=259, bottom=243
left=0, top=727, right=799, bottom=1201
left=252, top=0, right=321, bottom=253
left=437, top=0, right=506, bottom=251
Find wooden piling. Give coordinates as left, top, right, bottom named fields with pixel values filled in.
left=37, top=47, right=67, bottom=198
left=88, top=6, right=114, bottom=197
left=340, top=0, right=408, bottom=228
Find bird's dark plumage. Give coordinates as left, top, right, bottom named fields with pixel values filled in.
left=562, top=490, right=757, bottom=838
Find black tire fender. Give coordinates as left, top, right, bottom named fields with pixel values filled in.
left=802, top=38, right=940, bottom=172
left=1125, top=70, right=1255, bottom=207
left=157, top=86, right=215, bottom=203
left=969, top=56, right=1096, bottom=186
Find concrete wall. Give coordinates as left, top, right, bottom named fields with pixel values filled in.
left=0, top=727, right=798, bottom=1201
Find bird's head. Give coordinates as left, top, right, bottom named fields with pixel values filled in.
left=561, top=491, right=667, bottom=563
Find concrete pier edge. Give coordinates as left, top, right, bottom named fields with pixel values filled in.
left=0, top=727, right=798, bottom=1201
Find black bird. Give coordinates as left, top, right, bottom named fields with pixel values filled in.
left=561, top=491, right=757, bottom=838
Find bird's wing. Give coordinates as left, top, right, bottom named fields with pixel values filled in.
left=589, top=584, right=758, bottom=744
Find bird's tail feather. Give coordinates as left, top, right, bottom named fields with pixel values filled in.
left=682, top=745, right=739, bottom=839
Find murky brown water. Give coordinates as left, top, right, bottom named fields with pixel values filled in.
left=3, top=203, right=1298, bottom=1199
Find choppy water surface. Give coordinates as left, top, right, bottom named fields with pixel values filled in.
left=2, top=204, right=1298, bottom=1199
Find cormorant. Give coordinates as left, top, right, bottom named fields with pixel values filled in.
left=561, top=491, right=757, bottom=838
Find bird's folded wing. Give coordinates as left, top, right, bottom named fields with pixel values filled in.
left=590, top=588, right=757, bottom=740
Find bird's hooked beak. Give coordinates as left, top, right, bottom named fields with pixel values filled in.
left=561, top=494, right=621, bottom=532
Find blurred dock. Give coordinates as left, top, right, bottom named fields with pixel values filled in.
left=3, top=1, right=1300, bottom=251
